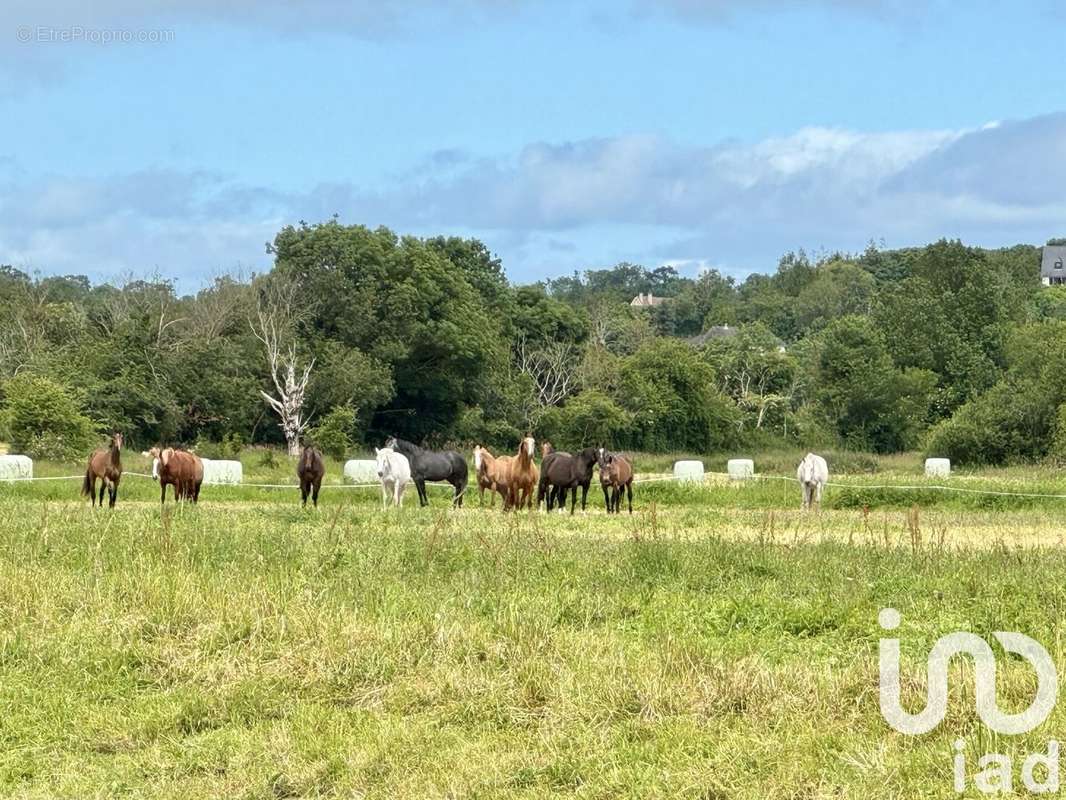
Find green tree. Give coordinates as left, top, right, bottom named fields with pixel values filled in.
left=1, top=374, right=97, bottom=459
left=809, top=316, right=936, bottom=452
left=617, top=338, right=740, bottom=452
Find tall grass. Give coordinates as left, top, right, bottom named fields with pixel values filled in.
left=0, top=491, right=1065, bottom=796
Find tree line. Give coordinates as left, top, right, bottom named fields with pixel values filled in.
left=1, top=220, right=1063, bottom=465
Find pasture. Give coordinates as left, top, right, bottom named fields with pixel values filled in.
left=3, top=450, right=1066, bottom=797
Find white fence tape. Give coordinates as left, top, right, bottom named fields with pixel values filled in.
left=7, top=467, right=1066, bottom=501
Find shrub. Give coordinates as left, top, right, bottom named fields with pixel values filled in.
left=309, top=403, right=356, bottom=460
left=1, top=374, right=96, bottom=460
left=552, top=390, right=633, bottom=450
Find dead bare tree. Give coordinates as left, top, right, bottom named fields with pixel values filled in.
left=250, top=279, right=314, bottom=456
left=514, top=335, right=578, bottom=427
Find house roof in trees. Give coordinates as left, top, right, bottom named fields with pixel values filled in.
left=1041, top=245, right=1066, bottom=281
left=685, top=325, right=739, bottom=347
left=629, top=292, right=667, bottom=307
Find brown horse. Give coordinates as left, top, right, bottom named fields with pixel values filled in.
left=507, top=435, right=538, bottom=511
left=82, top=432, right=123, bottom=508
left=297, top=444, right=325, bottom=508
left=598, top=449, right=633, bottom=514
left=474, top=445, right=513, bottom=508
left=148, top=446, right=204, bottom=504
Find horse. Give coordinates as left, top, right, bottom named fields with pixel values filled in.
left=473, top=445, right=510, bottom=508
left=82, top=432, right=123, bottom=508
left=597, top=448, right=634, bottom=514
left=797, top=452, right=829, bottom=511
left=538, top=446, right=598, bottom=514
left=297, top=444, right=325, bottom=508
left=507, top=435, right=538, bottom=511
left=536, top=442, right=571, bottom=510
left=384, top=437, right=468, bottom=507
left=376, top=447, right=412, bottom=509
left=147, top=446, right=204, bottom=505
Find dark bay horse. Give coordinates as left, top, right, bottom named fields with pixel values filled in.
left=537, top=442, right=570, bottom=510
left=82, top=432, right=123, bottom=508
left=538, top=446, right=598, bottom=514
left=297, top=444, right=325, bottom=508
left=385, top=437, right=468, bottom=507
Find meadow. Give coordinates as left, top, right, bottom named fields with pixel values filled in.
left=3, top=450, right=1066, bottom=797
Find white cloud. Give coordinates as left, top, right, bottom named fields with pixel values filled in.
left=2, top=113, right=1065, bottom=287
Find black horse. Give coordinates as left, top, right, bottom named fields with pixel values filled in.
left=385, top=437, right=468, bottom=507
left=538, top=447, right=598, bottom=514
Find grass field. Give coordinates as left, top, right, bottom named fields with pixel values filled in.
left=3, top=451, right=1066, bottom=797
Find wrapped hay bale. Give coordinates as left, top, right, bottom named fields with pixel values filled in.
left=344, top=459, right=378, bottom=484
left=201, top=458, right=243, bottom=485
left=727, top=458, right=755, bottom=480
left=924, top=458, right=951, bottom=478
left=0, top=455, right=32, bottom=482
left=673, top=460, right=705, bottom=482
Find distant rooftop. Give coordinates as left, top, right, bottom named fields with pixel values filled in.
left=630, top=292, right=667, bottom=307
left=1042, top=245, right=1066, bottom=286
left=686, top=325, right=739, bottom=347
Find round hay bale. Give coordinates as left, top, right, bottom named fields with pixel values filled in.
left=727, top=458, right=755, bottom=480
left=0, top=455, right=32, bottom=482
left=201, top=458, right=243, bottom=485
left=344, top=459, right=378, bottom=484
left=673, top=460, right=705, bottom=482
left=925, top=458, right=951, bottom=478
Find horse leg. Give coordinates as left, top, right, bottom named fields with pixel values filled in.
left=581, top=483, right=588, bottom=511
left=627, top=482, right=633, bottom=514
left=312, top=479, right=320, bottom=508
left=416, top=479, right=428, bottom=507
left=107, top=479, right=117, bottom=509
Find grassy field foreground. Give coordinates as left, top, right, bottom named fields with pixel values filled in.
left=1, top=492, right=1066, bottom=797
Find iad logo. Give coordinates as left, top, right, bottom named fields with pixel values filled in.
left=878, top=608, right=1060, bottom=794
left=879, top=608, right=1057, bottom=735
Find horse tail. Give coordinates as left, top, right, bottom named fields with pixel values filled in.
left=81, top=464, right=93, bottom=497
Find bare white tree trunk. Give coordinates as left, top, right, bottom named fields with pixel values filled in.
left=515, top=335, right=578, bottom=428
left=250, top=283, right=314, bottom=457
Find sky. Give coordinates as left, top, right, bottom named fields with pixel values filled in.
left=1, top=0, right=1065, bottom=290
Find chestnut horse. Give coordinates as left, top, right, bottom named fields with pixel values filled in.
left=597, top=449, right=634, bottom=514
left=82, top=432, right=123, bottom=508
left=474, top=445, right=512, bottom=508
left=507, top=435, right=538, bottom=511
left=148, top=446, right=204, bottom=504
left=297, top=444, right=325, bottom=508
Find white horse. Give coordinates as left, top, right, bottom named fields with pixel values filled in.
left=376, top=447, right=412, bottom=509
left=796, top=452, right=828, bottom=511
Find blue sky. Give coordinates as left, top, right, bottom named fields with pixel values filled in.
left=2, top=0, right=1065, bottom=289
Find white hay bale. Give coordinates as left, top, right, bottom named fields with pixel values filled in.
left=925, top=458, right=951, bottom=478
left=673, top=460, right=705, bottom=482
left=727, top=458, right=755, bottom=480
left=344, top=459, right=378, bottom=484
left=201, top=458, right=242, bottom=485
left=0, top=455, right=32, bottom=482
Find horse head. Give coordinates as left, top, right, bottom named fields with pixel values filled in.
left=111, top=432, right=124, bottom=451
left=384, top=436, right=398, bottom=450
left=522, top=435, right=535, bottom=460
left=376, top=447, right=392, bottom=478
